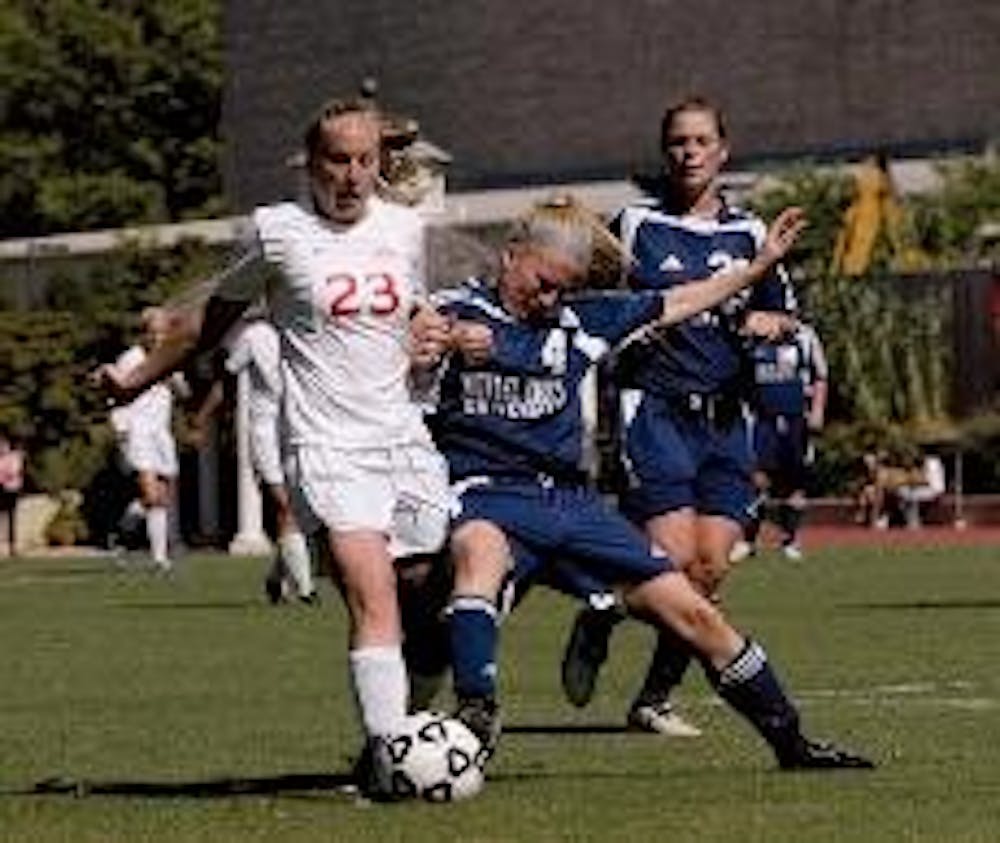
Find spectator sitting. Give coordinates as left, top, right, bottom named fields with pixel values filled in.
left=854, top=451, right=889, bottom=529
left=892, top=451, right=946, bottom=529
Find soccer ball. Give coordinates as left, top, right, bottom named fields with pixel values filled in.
left=372, top=711, right=486, bottom=803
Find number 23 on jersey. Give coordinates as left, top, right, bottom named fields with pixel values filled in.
left=322, top=272, right=402, bottom=318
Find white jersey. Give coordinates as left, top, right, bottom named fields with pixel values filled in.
left=225, top=319, right=285, bottom=485
left=225, top=319, right=282, bottom=403
left=110, top=345, right=173, bottom=436
left=109, top=345, right=178, bottom=476
left=218, top=198, right=429, bottom=450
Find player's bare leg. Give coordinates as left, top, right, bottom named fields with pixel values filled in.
left=136, top=470, right=171, bottom=571
left=616, top=510, right=704, bottom=734
left=623, top=570, right=873, bottom=769
left=265, top=483, right=316, bottom=603
left=328, top=529, right=408, bottom=740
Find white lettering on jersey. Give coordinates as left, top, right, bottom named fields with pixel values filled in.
left=659, top=253, right=684, bottom=272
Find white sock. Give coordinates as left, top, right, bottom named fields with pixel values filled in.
left=146, top=506, right=169, bottom=565
left=279, top=530, right=314, bottom=596
left=349, top=645, right=408, bottom=738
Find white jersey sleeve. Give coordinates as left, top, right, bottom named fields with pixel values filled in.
left=225, top=319, right=282, bottom=401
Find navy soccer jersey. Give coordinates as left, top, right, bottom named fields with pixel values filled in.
left=430, top=279, right=663, bottom=482
left=750, top=323, right=827, bottom=417
left=613, top=198, right=797, bottom=397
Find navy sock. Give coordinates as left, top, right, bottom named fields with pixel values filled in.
left=634, top=625, right=693, bottom=707
left=706, top=640, right=803, bottom=763
left=778, top=502, right=806, bottom=544
left=448, top=595, right=498, bottom=700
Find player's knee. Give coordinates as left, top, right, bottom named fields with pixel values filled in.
left=449, top=520, right=510, bottom=594
left=689, top=554, right=730, bottom=596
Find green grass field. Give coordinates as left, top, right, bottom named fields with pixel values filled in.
left=1, top=544, right=998, bottom=842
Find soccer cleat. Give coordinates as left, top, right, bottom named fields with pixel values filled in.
left=264, top=574, right=286, bottom=605
left=729, top=540, right=756, bottom=564
left=561, top=607, right=621, bottom=708
left=454, top=695, right=501, bottom=759
left=347, top=737, right=382, bottom=798
left=781, top=542, right=804, bottom=561
left=778, top=738, right=875, bottom=770
left=626, top=701, right=702, bottom=737
left=298, top=590, right=320, bottom=606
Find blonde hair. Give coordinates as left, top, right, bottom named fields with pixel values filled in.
left=508, top=195, right=630, bottom=287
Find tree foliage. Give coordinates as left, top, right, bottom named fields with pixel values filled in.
left=0, top=0, right=224, bottom=237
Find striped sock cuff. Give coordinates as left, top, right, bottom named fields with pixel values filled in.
left=719, top=641, right=768, bottom=687
left=447, top=594, right=498, bottom=619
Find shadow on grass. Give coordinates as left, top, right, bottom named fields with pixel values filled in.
left=17, top=765, right=665, bottom=801
left=110, top=601, right=265, bottom=611
left=21, top=771, right=356, bottom=799
left=505, top=723, right=628, bottom=735
left=844, top=599, right=1000, bottom=611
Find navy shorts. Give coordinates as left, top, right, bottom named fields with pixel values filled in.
left=450, top=477, right=672, bottom=601
left=618, top=390, right=755, bottom=526
left=752, top=413, right=809, bottom=492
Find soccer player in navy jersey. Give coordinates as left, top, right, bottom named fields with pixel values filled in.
left=422, top=197, right=870, bottom=771
left=561, top=96, right=803, bottom=737
left=733, top=321, right=828, bottom=561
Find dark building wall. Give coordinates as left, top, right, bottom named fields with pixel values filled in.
left=223, top=0, right=1000, bottom=209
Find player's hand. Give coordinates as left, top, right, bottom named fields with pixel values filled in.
left=741, top=311, right=796, bottom=340
left=184, top=423, right=208, bottom=450
left=410, top=301, right=451, bottom=367
left=451, top=320, right=493, bottom=365
left=89, top=363, right=133, bottom=406
left=761, top=206, right=807, bottom=265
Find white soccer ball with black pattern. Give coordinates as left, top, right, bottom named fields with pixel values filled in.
left=372, top=711, right=486, bottom=803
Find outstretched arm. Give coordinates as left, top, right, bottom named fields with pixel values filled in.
left=658, top=207, right=806, bottom=326
left=94, top=296, right=250, bottom=405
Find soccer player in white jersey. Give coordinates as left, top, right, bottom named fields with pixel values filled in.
left=94, top=98, right=452, bottom=773
left=223, top=318, right=316, bottom=603
left=107, top=308, right=180, bottom=571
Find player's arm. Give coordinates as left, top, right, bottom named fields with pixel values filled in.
left=806, top=327, right=829, bottom=432
left=94, top=241, right=264, bottom=404
left=657, top=207, right=806, bottom=326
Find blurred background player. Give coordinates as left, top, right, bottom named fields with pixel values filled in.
left=190, top=317, right=317, bottom=604
left=106, top=308, right=183, bottom=571
left=561, top=96, right=799, bottom=737
left=733, top=319, right=828, bottom=561
left=93, top=97, right=451, bottom=782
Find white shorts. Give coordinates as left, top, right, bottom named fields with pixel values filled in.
left=248, top=400, right=284, bottom=487
left=121, top=429, right=178, bottom=478
left=287, top=441, right=450, bottom=558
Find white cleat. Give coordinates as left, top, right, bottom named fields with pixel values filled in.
left=729, top=540, right=755, bottom=564
left=627, top=702, right=702, bottom=737
left=782, top=542, right=804, bottom=561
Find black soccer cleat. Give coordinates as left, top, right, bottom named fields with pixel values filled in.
left=454, top=695, right=501, bottom=760
left=778, top=738, right=875, bottom=771
left=560, top=606, right=621, bottom=708
left=264, top=575, right=285, bottom=605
